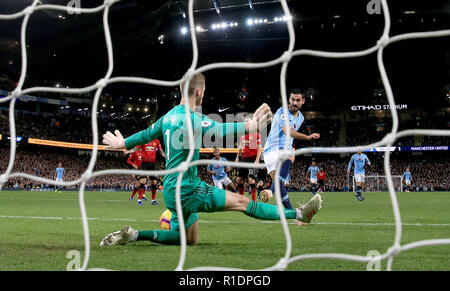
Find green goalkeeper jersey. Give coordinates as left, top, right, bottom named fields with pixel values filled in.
left=124, top=104, right=246, bottom=210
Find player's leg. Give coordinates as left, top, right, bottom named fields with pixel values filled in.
left=137, top=177, right=147, bottom=205
left=150, top=177, right=159, bottom=205
left=236, top=168, right=248, bottom=195
left=248, top=170, right=257, bottom=201
left=311, top=178, right=318, bottom=196
left=100, top=215, right=199, bottom=246
left=224, top=189, right=321, bottom=223
left=355, top=175, right=365, bottom=201
left=130, top=177, right=139, bottom=200
left=265, top=151, right=293, bottom=209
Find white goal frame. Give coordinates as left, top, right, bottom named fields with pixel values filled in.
left=353, top=175, right=403, bottom=192
left=0, top=0, right=449, bottom=271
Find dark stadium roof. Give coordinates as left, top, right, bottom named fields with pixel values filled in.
left=0, top=0, right=449, bottom=113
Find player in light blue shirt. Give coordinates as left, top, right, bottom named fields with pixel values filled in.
left=307, top=159, right=320, bottom=196
left=263, top=89, right=320, bottom=209
left=55, top=162, right=65, bottom=193
left=347, top=149, right=371, bottom=201
left=207, top=148, right=235, bottom=191
left=402, top=168, right=412, bottom=192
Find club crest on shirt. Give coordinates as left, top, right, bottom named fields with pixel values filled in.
left=280, top=114, right=287, bottom=121
left=201, top=121, right=212, bottom=128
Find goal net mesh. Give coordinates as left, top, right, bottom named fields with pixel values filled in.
left=0, top=0, right=449, bottom=271
left=354, top=175, right=403, bottom=192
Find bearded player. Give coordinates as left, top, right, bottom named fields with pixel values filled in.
left=100, top=73, right=321, bottom=247
left=139, top=139, right=166, bottom=205
left=264, top=89, right=320, bottom=209
left=235, top=117, right=263, bottom=201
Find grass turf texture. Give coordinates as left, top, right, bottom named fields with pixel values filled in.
left=0, top=190, right=448, bottom=271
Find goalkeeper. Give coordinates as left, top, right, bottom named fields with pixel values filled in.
left=100, top=73, right=322, bottom=246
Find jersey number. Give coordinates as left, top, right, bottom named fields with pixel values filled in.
left=165, top=129, right=170, bottom=159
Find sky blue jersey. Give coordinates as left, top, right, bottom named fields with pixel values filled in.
left=348, top=154, right=370, bottom=175
left=56, top=167, right=65, bottom=179
left=208, top=157, right=228, bottom=180
left=308, top=166, right=320, bottom=179
left=403, top=171, right=412, bottom=180
left=264, top=107, right=304, bottom=154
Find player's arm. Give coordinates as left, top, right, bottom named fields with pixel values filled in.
left=366, top=156, right=371, bottom=166
left=235, top=137, right=244, bottom=162
left=281, top=125, right=320, bottom=140
left=254, top=141, right=262, bottom=164
left=127, top=155, right=138, bottom=169
left=206, top=164, right=216, bottom=175
left=202, top=104, right=272, bottom=138
left=157, top=142, right=166, bottom=159
left=347, top=158, right=353, bottom=174
left=103, top=117, right=163, bottom=150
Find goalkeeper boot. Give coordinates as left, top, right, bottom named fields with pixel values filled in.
left=99, top=226, right=138, bottom=246
left=296, top=194, right=322, bottom=223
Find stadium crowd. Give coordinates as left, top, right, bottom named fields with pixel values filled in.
left=1, top=145, right=449, bottom=193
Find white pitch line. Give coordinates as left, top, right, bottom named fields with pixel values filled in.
left=0, top=215, right=448, bottom=227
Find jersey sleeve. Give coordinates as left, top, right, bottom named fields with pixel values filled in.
left=127, top=154, right=134, bottom=166
left=275, top=108, right=286, bottom=127
left=200, top=114, right=246, bottom=139
left=125, top=117, right=163, bottom=150
left=347, top=157, right=353, bottom=170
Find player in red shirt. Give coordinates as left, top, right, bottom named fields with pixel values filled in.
left=317, top=170, right=326, bottom=194
left=235, top=118, right=263, bottom=201
left=124, top=148, right=146, bottom=205
left=139, top=139, right=166, bottom=205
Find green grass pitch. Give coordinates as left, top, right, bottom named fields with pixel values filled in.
left=0, top=190, right=448, bottom=271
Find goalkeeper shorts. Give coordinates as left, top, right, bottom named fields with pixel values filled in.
left=166, top=181, right=227, bottom=230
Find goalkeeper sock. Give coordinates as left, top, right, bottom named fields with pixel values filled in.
left=137, top=230, right=180, bottom=245
left=245, top=200, right=297, bottom=220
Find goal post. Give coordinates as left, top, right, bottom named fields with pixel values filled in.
left=353, top=175, right=403, bottom=192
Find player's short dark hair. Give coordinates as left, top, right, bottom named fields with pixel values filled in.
left=180, top=73, right=205, bottom=97
left=289, top=89, right=304, bottom=97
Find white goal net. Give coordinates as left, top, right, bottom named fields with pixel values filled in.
left=0, top=0, right=449, bottom=271
left=354, top=175, right=403, bottom=192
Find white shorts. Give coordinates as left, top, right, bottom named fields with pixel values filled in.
left=310, top=177, right=318, bottom=184
left=264, top=150, right=283, bottom=174
left=405, top=179, right=411, bottom=185
left=56, top=178, right=63, bottom=183
left=354, top=174, right=365, bottom=183
left=213, top=176, right=232, bottom=189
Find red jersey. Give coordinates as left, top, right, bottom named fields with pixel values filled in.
left=139, top=139, right=162, bottom=163
left=239, top=132, right=261, bottom=160
left=317, top=171, right=326, bottom=181
left=127, top=150, right=144, bottom=168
